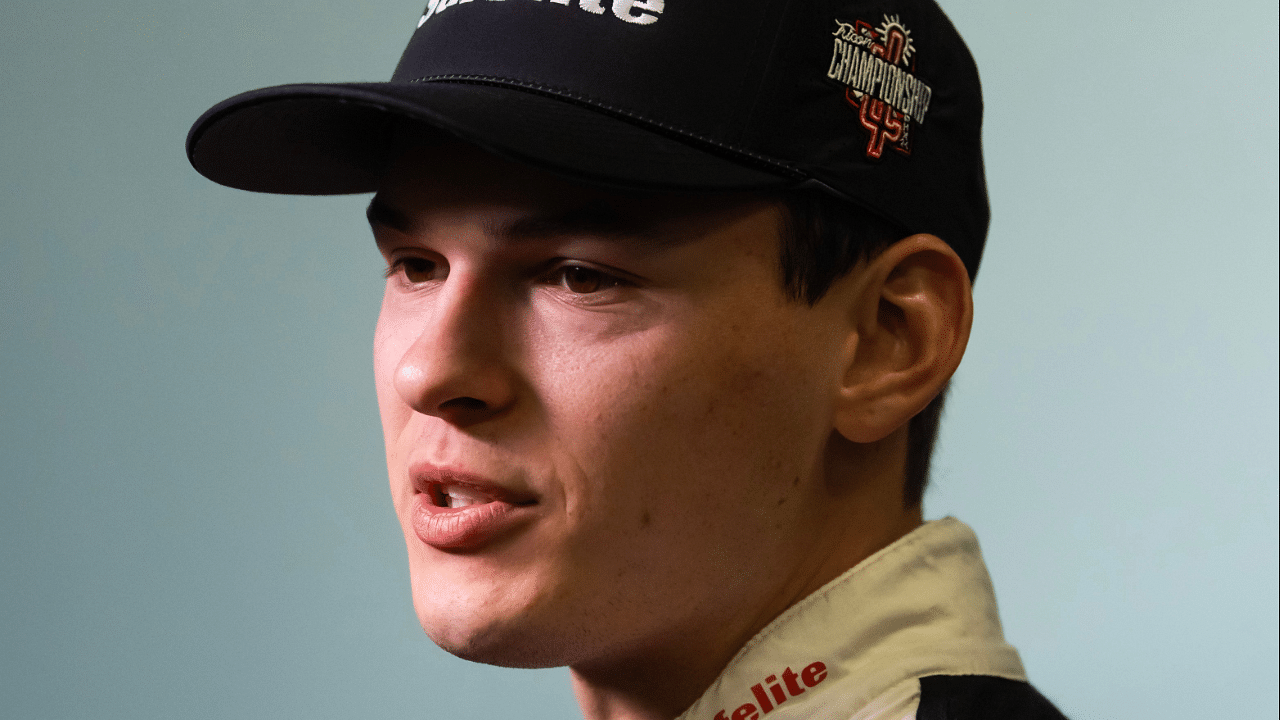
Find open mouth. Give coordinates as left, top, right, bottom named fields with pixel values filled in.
left=407, top=465, right=540, bottom=549
left=412, top=478, right=539, bottom=550
left=428, top=482, right=500, bottom=509
left=418, top=476, right=539, bottom=510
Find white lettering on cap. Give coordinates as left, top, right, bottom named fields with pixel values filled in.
left=613, top=0, right=664, bottom=25
left=418, top=0, right=664, bottom=28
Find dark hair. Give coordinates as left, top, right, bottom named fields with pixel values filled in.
left=777, top=192, right=950, bottom=509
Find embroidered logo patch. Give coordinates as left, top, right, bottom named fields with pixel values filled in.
left=825, top=15, right=933, bottom=159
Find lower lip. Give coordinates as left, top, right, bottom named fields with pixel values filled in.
left=410, top=493, right=535, bottom=550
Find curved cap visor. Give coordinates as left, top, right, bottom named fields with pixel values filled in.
left=186, top=82, right=798, bottom=196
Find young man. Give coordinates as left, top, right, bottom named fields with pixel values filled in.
left=188, top=1, right=1068, bottom=718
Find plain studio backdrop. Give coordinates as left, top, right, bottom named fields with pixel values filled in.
left=1, top=1, right=1276, bottom=718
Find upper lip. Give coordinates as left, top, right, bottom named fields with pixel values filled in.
left=408, top=462, right=539, bottom=506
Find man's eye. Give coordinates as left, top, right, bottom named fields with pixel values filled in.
left=553, top=265, right=622, bottom=294
left=388, top=257, right=438, bottom=283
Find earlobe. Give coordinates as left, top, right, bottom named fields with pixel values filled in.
left=832, top=234, right=972, bottom=443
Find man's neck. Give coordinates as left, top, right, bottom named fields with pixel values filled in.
left=569, top=431, right=923, bottom=720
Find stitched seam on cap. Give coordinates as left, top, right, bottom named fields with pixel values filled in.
left=406, top=74, right=805, bottom=178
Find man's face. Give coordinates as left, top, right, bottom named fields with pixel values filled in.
left=372, top=142, right=853, bottom=669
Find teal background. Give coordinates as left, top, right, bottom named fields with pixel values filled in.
left=1, top=0, right=1276, bottom=717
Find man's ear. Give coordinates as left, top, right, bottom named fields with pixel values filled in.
left=833, top=234, right=973, bottom=443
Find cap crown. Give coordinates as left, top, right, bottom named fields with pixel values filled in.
left=187, top=0, right=988, bottom=276
left=394, top=0, right=988, bottom=274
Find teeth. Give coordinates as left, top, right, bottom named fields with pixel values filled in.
left=442, top=485, right=489, bottom=508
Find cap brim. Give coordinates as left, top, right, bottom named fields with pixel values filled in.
left=186, top=81, right=800, bottom=195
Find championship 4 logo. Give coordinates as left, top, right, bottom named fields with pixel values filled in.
left=826, top=15, right=934, bottom=160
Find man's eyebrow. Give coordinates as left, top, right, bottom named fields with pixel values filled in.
left=366, top=197, right=414, bottom=233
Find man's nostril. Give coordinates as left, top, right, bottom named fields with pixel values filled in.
left=440, top=397, right=487, bottom=412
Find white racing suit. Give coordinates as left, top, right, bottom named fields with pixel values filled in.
left=676, top=518, right=1069, bottom=720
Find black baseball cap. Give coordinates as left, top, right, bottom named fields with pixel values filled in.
left=187, top=0, right=988, bottom=277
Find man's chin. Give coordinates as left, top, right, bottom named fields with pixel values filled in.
left=423, top=616, right=574, bottom=669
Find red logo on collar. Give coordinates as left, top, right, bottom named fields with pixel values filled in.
left=713, top=661, right=828, bottom=720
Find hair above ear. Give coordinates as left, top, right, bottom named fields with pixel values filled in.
left=778, top=196, right=972, bottom=505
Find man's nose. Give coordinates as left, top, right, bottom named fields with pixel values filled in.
left=392, top=273, right=518, bottom=428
